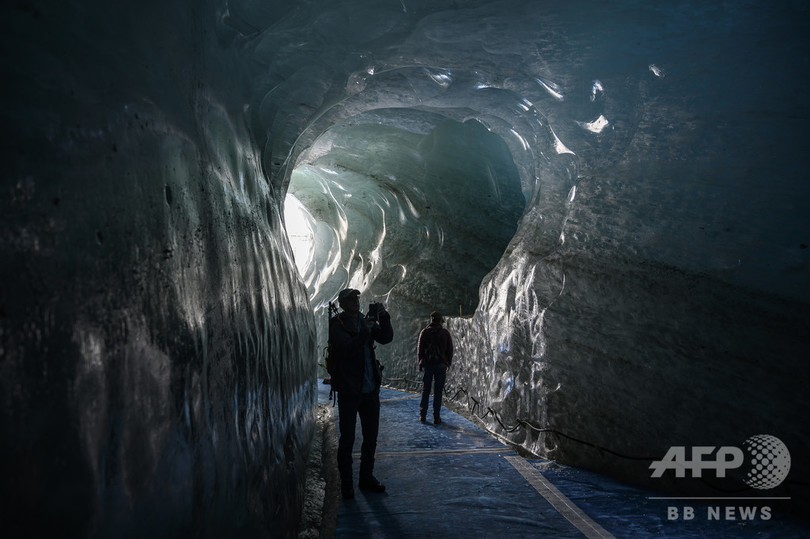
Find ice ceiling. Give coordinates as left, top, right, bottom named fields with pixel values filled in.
left=285, top=109, right=526, bottom=315
left=2, top=0, right=809, bottom=534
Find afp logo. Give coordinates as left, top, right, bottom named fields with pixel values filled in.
left=650, top=434, right=791, bottom=489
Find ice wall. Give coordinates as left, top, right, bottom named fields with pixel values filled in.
left=2, top=0, right=810, bottom=533
left=1, top=1, right=315, bottom=536
left=272, top=0, right=810, bottom=510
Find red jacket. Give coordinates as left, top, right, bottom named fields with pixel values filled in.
left=417, top=322, right=453, bottom=368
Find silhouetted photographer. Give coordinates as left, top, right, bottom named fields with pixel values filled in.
left=329, top=288, right=394, bottom=499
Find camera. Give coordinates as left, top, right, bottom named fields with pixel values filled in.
left=367, top=302, right=383, bottom=321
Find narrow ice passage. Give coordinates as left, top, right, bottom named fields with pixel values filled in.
left=2, top=0, right=809, bottom=535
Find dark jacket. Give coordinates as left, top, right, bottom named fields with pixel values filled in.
left=329, top=310, right=393, bottom=395
left=417, top=322, right=453, bottom=368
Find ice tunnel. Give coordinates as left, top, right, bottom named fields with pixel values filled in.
left=2, top=0, right=809, bottom=536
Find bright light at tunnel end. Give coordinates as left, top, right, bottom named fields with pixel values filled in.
left=283, top=194, right=316, bottom=277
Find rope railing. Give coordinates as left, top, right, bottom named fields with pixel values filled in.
left=383, top=376, right=810, bottom=495
left=312, top=370, right=808, bottom=497
left=381, top=375, right=658, bottom=462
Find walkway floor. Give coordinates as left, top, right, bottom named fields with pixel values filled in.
left=318, top=384, right=810, bottom=538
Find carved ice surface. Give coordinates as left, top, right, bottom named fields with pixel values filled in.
left=2, top=0, right=809, bottom=534
left=1, top=1, right=318, bottom=535
left=287, top=109, right=525, bottom=310
left=276, top=0, right=810, bottom=507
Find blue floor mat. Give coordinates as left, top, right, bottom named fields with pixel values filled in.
left=321, top=384, right=810, bottom=538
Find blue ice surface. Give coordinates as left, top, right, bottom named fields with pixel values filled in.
left=322, top=384, right=810, bottom=538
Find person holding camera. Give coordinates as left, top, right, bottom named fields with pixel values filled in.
left=329, top=288, right=394, bottom=499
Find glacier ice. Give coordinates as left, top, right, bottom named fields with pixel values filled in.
left=2, top=0, right=809, bottom=534
left=271, top=0, right=810, bottom=518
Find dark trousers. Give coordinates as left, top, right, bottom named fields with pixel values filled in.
left=337, top=390, right=380, bottom=485
left=420, top=364, right=447, bottom=419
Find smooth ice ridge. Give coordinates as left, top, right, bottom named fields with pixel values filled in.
left=286, top=109, right=525, bottom=315
left=2, top=0, right=809, bottom=535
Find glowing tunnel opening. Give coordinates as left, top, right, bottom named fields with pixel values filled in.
left=283, top=109, right=527, bottom=328
left=284, top=194, right=316, bottom=278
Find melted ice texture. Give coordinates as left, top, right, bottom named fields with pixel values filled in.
left=269, top=0, right=809, bottom=484
left=3, top=0, right=809, bottom=533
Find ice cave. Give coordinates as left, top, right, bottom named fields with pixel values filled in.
left=1, top=0, right=809, bottom=536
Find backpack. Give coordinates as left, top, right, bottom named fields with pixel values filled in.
left=324, top=339, right=336, bottom=377
left=324, top=302, right=340, bottom=388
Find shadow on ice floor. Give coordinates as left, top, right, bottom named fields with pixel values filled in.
left=317, top=383, right=809, bottom=538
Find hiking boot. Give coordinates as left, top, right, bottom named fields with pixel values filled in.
left=341, top=485, right=355, bottom=499
left=419, top=415, right=426, bottom=422
left=434, top=416, right=442, bottom=425
left=358, top=476, right=386, bottom=493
